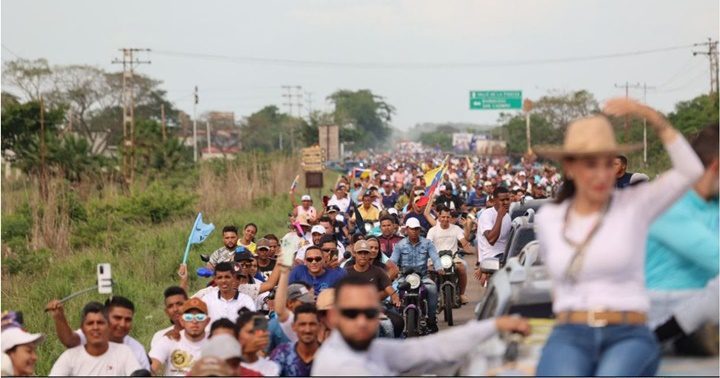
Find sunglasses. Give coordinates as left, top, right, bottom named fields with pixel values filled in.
left=306, top=257, right=323, bottom=263
left=182, top=313, right=207, bottom=322
left=240, top=262, right=253, bottom=268
left=321, top=248, right=338, bottom=254
left=355, top=250, right=371, bottom=255
left=339, top=308, right=380, bottom=319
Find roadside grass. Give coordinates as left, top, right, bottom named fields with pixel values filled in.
left=1, top=153, right=339, bottom=375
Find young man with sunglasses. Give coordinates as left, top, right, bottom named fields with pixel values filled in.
left=149, top=298, right=210, bottom=376
left=289, top=246, right=346, bottom=296
left=312, top=276, right=530, bottom=376
left=344, top=240, right=400, bottom=308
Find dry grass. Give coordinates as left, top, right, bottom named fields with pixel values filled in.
left=197, top=154, right=300, bottom=215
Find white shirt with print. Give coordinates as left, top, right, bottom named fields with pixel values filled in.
left=148, top=330, right=207, bottom=377
left=49, top=342, right=141, bottom=376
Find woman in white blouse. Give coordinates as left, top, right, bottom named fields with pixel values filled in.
left=533, top=98, right=704, bottom=376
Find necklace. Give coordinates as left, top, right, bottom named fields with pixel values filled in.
left=561, top=197, right=613, bottom=283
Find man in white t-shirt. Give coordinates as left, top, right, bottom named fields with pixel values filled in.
left=149, top=298, right=211, bottom=376
left=328, top=184, right=351, bottom=213
left=150, top=286, right=188, bottom=352
left=191, top=262, right=257, bottom=323
left=426, top=205, right=475, bottom=304
left=45, top=296, right=150, bottom=370
left=475, top=187, right=512, bottom=285
left=49, top=302, right=141, bottom=376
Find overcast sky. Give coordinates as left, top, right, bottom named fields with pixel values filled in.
left=2, top=0, right=718, bottom=129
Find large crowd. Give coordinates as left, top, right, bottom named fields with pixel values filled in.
left=2, top=98, right=718, bottom=377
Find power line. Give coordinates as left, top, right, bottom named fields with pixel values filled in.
left=1, top=44, right=22, bottom=59
left=692, top=38, right=719, bottom=96
left=153, top=43, right=695, bottom=70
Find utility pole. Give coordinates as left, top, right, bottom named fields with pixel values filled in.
left=193, top=86, right=198, bottom=162
left=693, top=38, right=719, bottom=96
left=281, top=85, right=294, bottom=116
left=305, top=91, right=313, bottom=121
left=614, top=81, right=633, bottom=142
left=112, top=48, right=150, bottom=186
left=637, top=83, right=656, bottom=165
left=206, top=120, right=212, bottom=153
left=160, top=103, right=167, bottom=142
left=39, top=96, right=48, bottom=200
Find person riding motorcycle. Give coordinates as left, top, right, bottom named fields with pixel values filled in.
left=390, top=218, right=444, bottom=333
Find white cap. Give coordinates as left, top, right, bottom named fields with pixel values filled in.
left=202, top=334, right=242, bottom=359
left=387, top=208, right=398, bottom=216
left=311, top=225, right=326, bottom=234
left=1, top=327, right=44, bottom=352
left=438, top=185, right=446, bottom=191
left=301, top=195, right=312, bottom=202
left=518, top=171, right=526, bottom=176
left=405, top=218, right=421, bottom=229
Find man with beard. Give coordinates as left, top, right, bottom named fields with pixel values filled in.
left=311, top=276, right=530, bottom=376
left=206, top=225, right=241, bottom=270
left=149, top=298, right=211, bottom=376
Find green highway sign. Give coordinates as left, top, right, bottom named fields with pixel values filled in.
left=470, top=90, right=522, bottom=110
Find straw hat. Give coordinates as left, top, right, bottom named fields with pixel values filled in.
left=534, top=115, right=642, bottom=159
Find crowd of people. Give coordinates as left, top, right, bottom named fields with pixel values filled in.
left=1, top=98, right=717, bottom=377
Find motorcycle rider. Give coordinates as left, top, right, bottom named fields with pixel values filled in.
left=390, top=218, right=444, bottom=333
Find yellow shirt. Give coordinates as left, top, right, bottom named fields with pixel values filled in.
left=357, top=205, right=380, bottom=222
left=237, top=241, right=257, bottom=254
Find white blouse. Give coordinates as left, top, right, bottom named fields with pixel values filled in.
left=536, top=136, right=704, bottom=313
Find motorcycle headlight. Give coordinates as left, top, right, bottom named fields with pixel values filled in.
left=406, top=273, right=421, bottom=290
left=440, top=255, right=454, bottom=270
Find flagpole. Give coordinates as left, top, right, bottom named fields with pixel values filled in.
left=182, top=213, right=202, bottom=265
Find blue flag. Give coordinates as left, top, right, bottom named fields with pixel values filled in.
left=189, top=212, right=215, bottom=244
left=182, top=212, right=215, bottom=264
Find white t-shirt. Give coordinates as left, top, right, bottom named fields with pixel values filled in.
left=328, top=196, right=350, bottom=213
left=193, top=283, right=262, bottom=301
left=476, top=207, right=512, bottom=261
left=150, top=325, right=175, bottom=353
left=49, top=342, right=141, bottom=376
left=426, top=224, right=465, bottom=253
left=148, top=330, right=207, bottom=377
left=193, top=287, right=257, bottom=322
left=242, top=358, right=280, bottom=376
left=75, top=329, right=149, bottom=370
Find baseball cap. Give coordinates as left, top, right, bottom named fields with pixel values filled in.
left=256, top=238, right=270, bottom=250
left=234, top=250, right=254, bottom=262
left=301, top=194, right=312, bottom=202
left=1, top=327, right=44, bottom=352
left=316, top=288, right=335, bottom=311
left=405, top=218, right=421, bottom=229
left=387, top=208, right=398, bottom=216
left=202, top=334, right=242, bottom=360
left=484, top=181, right=493, bottom=187
left=296, top=215, right=311, bottom=227
left=311, top=225, right=325, bottom=235
left=326, top=205, right=341, bottom=213
left=354, top=240, right=370, bottom=252
left=287, top=284, right=315, bottom=303
left=337, top=183, right=347, bottom=189
left=438, top=185, right=446, bottom=191
left=189, top=357, right=234, bottom=377
left=180, top=298, right=208, bottom=314
left=518, top=171, right=526, bottom=176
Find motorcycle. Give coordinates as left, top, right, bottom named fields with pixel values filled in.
left=397, top=268, right=429, bottom=337
left=432, top=250, right=463, bottom=326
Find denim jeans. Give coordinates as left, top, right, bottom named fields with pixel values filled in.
left=536, top=324, right=660, bottom=376
left=422, top=277, right=438, bottom=322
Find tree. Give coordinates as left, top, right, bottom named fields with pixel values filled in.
left=418, top=131, right=453, bottom=151
left=668, top=93, right=719, bottom=136
left=241, top=105, right=300, bottom=153
left=532, top=90, right=600, bottom=129
left=494, top=114, right=562, bottom=155
left=327, top=89, right=395, bottom=149
left=1, top=99, right=65, bottom=156
left=1, top=59, right=54, bottom=101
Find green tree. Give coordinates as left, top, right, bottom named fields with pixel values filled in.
left=494, top=114, right=562, bottom=155
left=1, top=99, right=65, bottom=156
left=668, top=93, right=719, bottom=136
left=242, top=105, right=303, bottom=153
left=533, top=90, right=600, bottom=129
left=418, top=131, right=453, bottom=150
left=327, top=89, right=395, bottom=149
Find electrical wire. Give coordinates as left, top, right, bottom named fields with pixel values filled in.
left=152, top=44, right=695, bottom=70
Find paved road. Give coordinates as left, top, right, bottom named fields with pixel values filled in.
left=438, top=253, right=483, bottom=330
left=437, top=254, right=719, bottom=376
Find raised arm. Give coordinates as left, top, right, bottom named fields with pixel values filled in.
left=483, top=207, right=507, bottom=246
left=423, top=200, right=437, bottom=227
left=45, top=300, right=81, bottom=348
left=604, top=98, right=704, bottom=221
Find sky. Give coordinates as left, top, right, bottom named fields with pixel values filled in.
left=1, top=0, right=718, bottom=130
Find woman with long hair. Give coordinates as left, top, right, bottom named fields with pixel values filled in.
left=533, top=98, right=704, bottom=376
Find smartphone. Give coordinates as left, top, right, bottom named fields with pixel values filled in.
left=97, top=263, right=113, bottom=294
left=253, top=315, right=268, bottom=332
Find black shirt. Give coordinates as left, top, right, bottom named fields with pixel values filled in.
left=344, top=264, right=391, bottom=292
